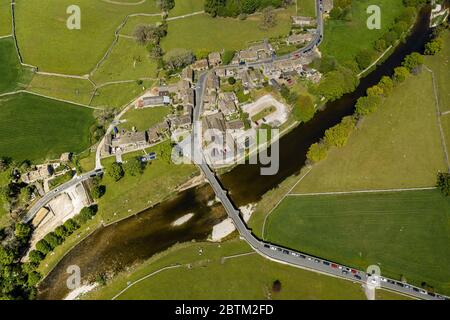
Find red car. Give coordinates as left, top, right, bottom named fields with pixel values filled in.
left=331, top=263, right=338, bottom=269
left=351, top=269, right=358, bottom=274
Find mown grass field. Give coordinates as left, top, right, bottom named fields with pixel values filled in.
left=119, top=106, right=171, bottom=131
left=91, top=37, right=158, bottom=84
left=168, top=0, right=204, bottom=17
left=98, top=142, right=198, bottom=223
left=321, top=0, right=406, bottom=64
left=161, top=8, right=295, bottom=56
left=294, top=71, right=446, bottom=194
left=0, top=0, right=12, bottom=36
left=0, top=93, right=94, bottom=162
left=85, top=239, right=409, bottom=300
left=27, top=74, right=94, bottom=105
left=265, top=190, right=450, bottom=295
left=0, top=37, right=32, bottom=94
left=91, top=80, right=154, bottom=109
left=14, top=0, right=160, bottom=75
left=297, top=0, right=317, bottom=17
left=425, top=31, right=450, bottom=112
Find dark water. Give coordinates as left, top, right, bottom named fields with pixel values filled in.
left=220, top=7, right=432, bottom=206
left=38, top=184, right=225, bottom=300
left=39, top=7, right=432, bottom=300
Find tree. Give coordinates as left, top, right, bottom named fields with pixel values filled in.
left=436, top=172, right=450, bottom=196
left=108, top=162, right=124, bottom=182
left=293, top=95, right=315, bottom=122
left=14, top=223, right=31, bottom=242
left=91, top=184, right=106, bottom=199
left=63, top=219, right=79, bottom=233
left=43, top=232, right=62, bottom=249
left=205, top=0, right=226, bottom=17
left=158, top=0, right=175, bottom=11
left=164, top=49, right=195, bottom=71
left=124, top=157, right=144, bottom=176
left=27, top=271, right=42, bottom=287
left=374, top=39, right=387, bottom=52
left=28, top=250, right=44, bottom=264
left=393, top=66, right=410, bottom=82
left=54, top=225, right=69, bottom=239
left=228, top=77, right=236, bottom=85
left=272, top=279, right=282, bottom=293
left=366, top=85, right=384, bottom=97
left=75, top=205, right=98, bottom=225
left=355, top=95, right=382, bottom=116
left=306, top=143, right=328, bottom=163
left=324, top=116, right=356, bottom=147
left=402, top=52, right=423, bottom=71
left=35, top=239, right=52, bottom=255
left=383, top=30, right=399, bottom=46
left=378, top=76, right=394, bottom=96
left=260, top=6, right=277, bottom=30
left=424, top=38, right=443, bottom=55
left=356, top=49, right=375, bottom=70
left=0, top=246, right=16, bottom=265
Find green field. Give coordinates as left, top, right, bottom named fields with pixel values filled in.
left=15, top=0, right=160, bottom=75
left=91, top=80, right=154, bottom=109
left=294, top=71, right=447, bottom=194
left=119, top=106, right=171, bottom=131
left=321, top=0, right=406, bottom=64
left=86, top=239, right=409, bottom=300
left=98, top=142, right=198, bottom=223
left=91, top=37, right=158, bottom=84
left=425, top=31, right=450, bottom=112
left=0, top=37, right=32, bottom=94
left=27, top=74, right=94, bottom=105
left=297, top=0, right=317, bottom=17
left=120, top=15, right=162, bottom=37
left=169, top=0, right=204, bottom=17
left=0, top=93, right=95, bottom=162
left=0, top=0, right=12, bottom=36
left=265, top=190, right=450, bottom=295
left=161, top=8, right=294, bottom=56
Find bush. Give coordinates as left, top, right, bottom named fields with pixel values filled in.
left=355, top=95, right=382, bottom=116
left=54, top=225, right=69, bottom=239
left=35, top=239, right=52, bottom=255
left=324, top=116, right=356, bottom=147
left=436, top=172, right=450, bottom=196
left=63, top=218, right=79, bottom=233
left=424, top=38, right=443, bottom=55
left=124, top=157, right=144, bottom=176
left=402, top=52, right=423, bottom=71
left=28, top=250, right=44, bottom=264
left=75, top=205, right=98, bottom=225
left=91, top=185, right=106, bottom=199
left=43, top=232, right=63, bottom=249
left=307, top=143, right=328, bottom=163
left=393, top=66, right=410, bottom=82
left=108, top=162, right=124, bottom=182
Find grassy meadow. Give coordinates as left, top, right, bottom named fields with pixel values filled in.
left=0, top=0, right=12, bottom=36
left=161, top=8, right=295, bottom=56
left=0, top=37, right=32, bottom=94
left=0, top=92, right=95, bottom=162
left=265, top=190, right=450, bottom=295
left=294, top=71, right=446, bottom=194
left=14, top=0, right=160, bottom=75
left=91, top=37, right=158, bottom=84
left=321, top=0, right=406, bottom=64
left=91, top=80, right=154, bottom=109
left=168, top=0, right=204, bottom=17
left=27, top=73, right=94, bottom=105
left=85, top=239, right=409, bottom=300
left=119, top=106, right=171, bottom=131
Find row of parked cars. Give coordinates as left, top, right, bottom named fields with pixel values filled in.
left=263, top=243, right=448, bottom=300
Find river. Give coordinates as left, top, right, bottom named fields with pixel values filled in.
left=38, top=7, right=432, bottom=299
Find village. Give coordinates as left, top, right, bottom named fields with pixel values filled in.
left=100, top=13, right=323, bottom=167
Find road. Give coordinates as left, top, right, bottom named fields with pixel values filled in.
left=191, top=0, right=447, bottom=300
left=22, top=169, right=103, bottom=223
